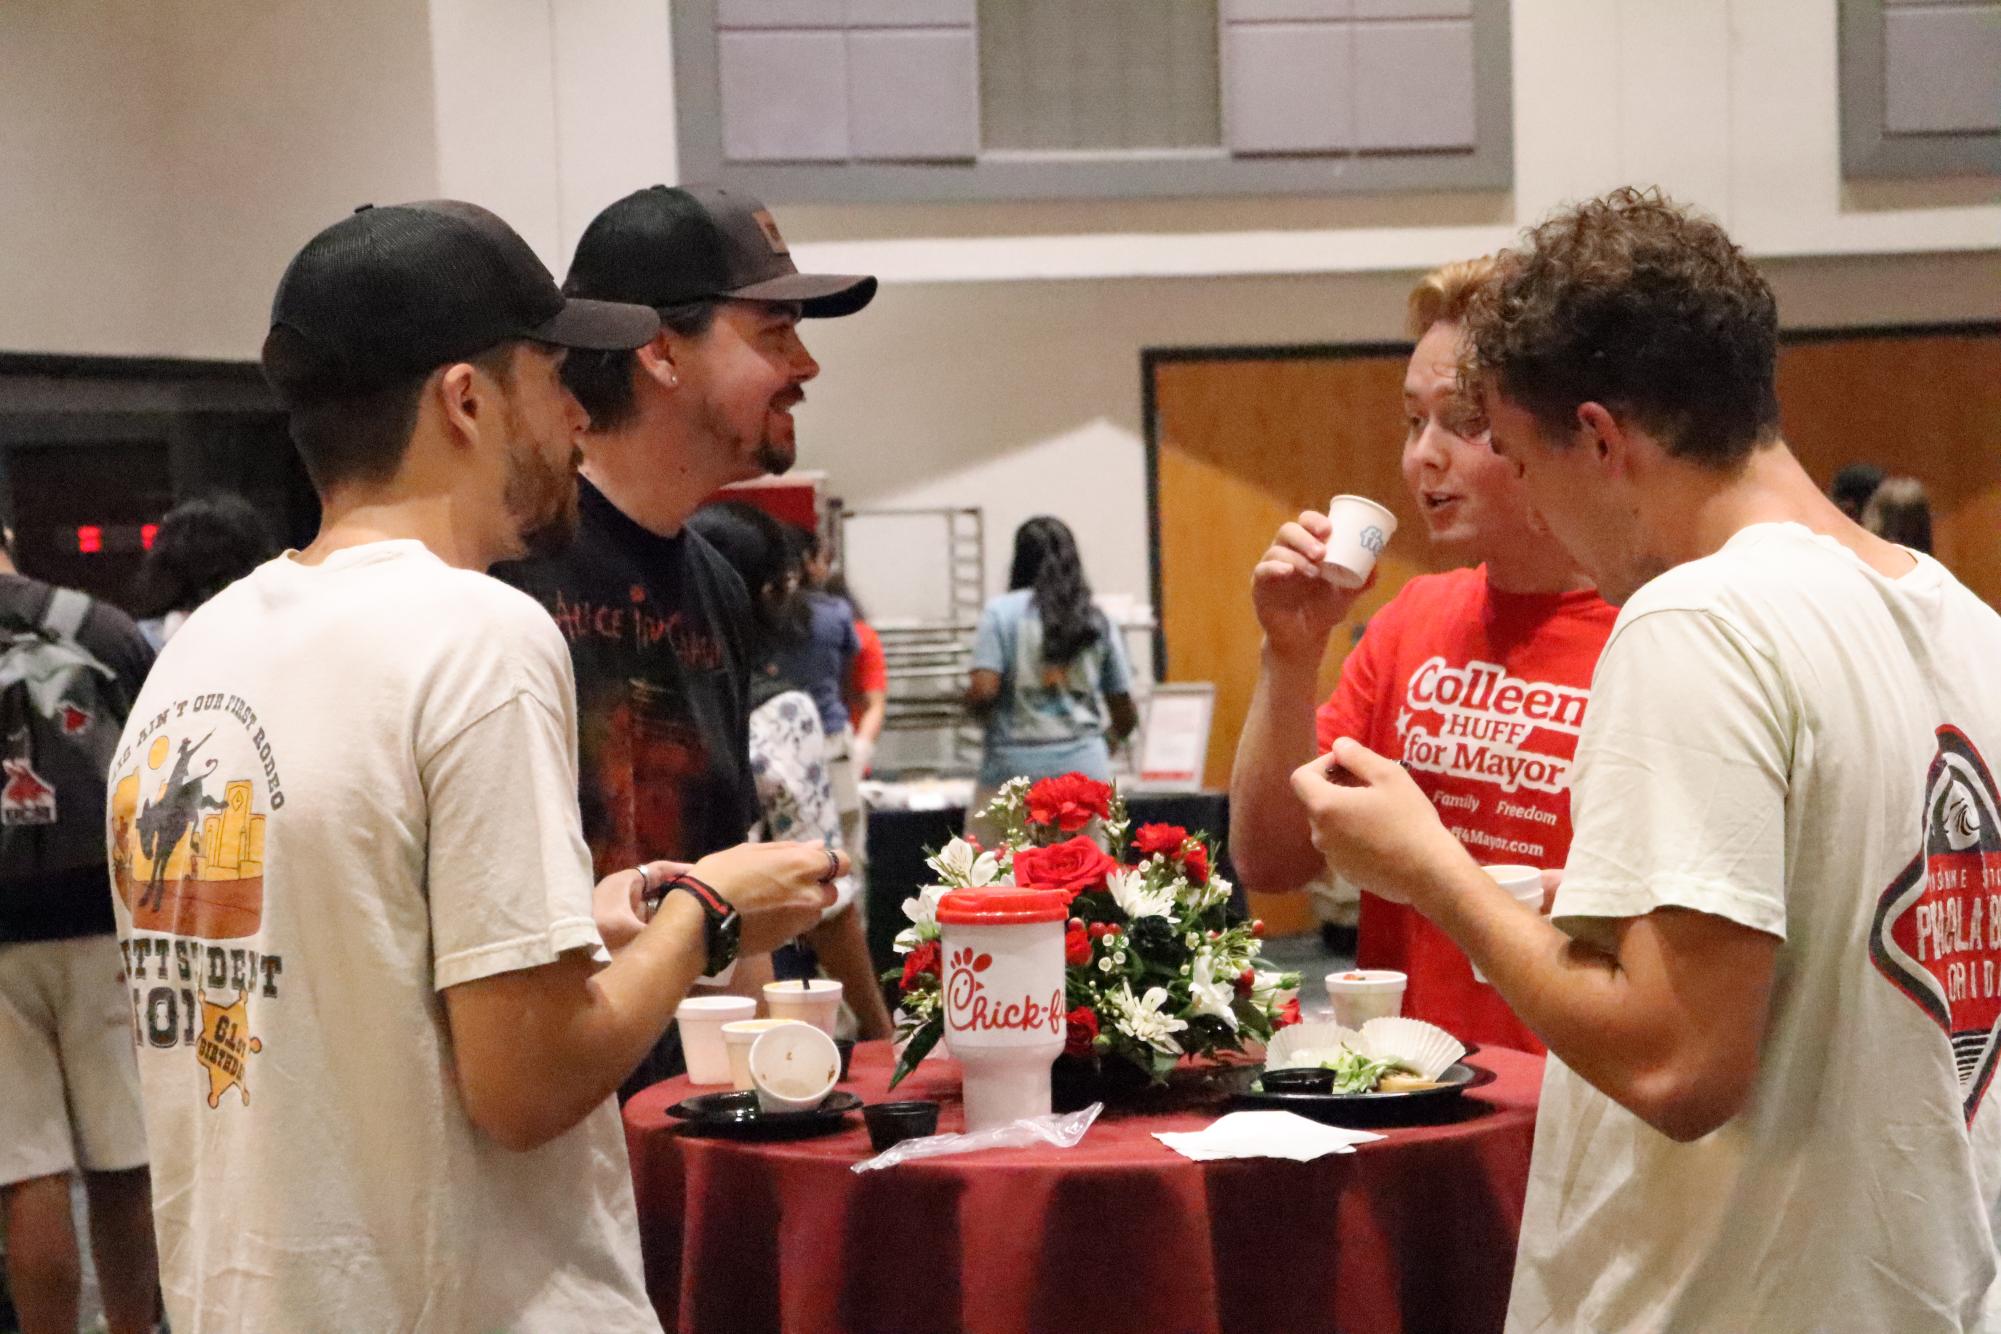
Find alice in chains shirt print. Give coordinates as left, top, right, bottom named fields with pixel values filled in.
left=106, top=691, right=283, bottom=1109
left=1872, top=724, right=2001, bottom=1125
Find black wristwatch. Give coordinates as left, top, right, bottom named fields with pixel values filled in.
left=665, top=873, right=741, bottom=976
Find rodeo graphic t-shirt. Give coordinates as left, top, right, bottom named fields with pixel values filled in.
left=494, top=479, right=759, bottom=880
left=1317, top=566, right=1616, bottom=1050
left=1508, top=524, right=2001, bottom=1333
left=107, top=542, right=657, bottom=1333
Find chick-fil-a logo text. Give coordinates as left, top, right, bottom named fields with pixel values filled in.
left=945, top=947, right=1063, bottom=1035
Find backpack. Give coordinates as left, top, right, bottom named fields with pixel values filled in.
left=0, top=588, right=123, bottom=882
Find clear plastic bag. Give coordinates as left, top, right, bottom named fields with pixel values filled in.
left=850, top=1102, right=1103, bottom=1173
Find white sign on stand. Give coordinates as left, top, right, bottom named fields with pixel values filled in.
left=1134, top=683, right=1215, bottom=792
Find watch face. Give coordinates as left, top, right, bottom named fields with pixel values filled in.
left=713, top=911, right=742, bottom=973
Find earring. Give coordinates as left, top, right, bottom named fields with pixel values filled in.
left=665, top=370, right=679, bottom=389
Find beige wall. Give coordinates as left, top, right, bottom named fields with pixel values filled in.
left=0, top=1, right=175, bottom=356
left=165, top=0, right=441, bottom=359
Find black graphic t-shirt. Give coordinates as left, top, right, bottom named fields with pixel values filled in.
left=494, top=480, right=759, bottom=880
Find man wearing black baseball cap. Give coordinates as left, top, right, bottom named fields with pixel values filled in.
left=109, top=199, right=843, bottom=1331
left=496, top=185, right=882, bottom=1089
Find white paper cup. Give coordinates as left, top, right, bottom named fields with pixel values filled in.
left=937, top=888, right=1070, bottom=1133
left=676, top=995, right=756, bottom=1085
left=763, top=979, right=844, bottom=1037
left=748, top=1023, right=841, bottom=1114
left=722, top=1019, right=806, bottom=1092
left=1325, top=969, right=1407, bottom=1027
left=1471, top=865, right=1547, bottom=984
left=1321, top=494, right=1399, bottom=588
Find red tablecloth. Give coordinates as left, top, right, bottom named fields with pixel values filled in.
left=624, top=1041, right=1542, bottom=1334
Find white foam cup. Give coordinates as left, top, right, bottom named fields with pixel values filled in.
left=763, top=979, right=844, bottom=1037
left=676, top=995, right=757, bottom=1085
left=722, top=1018, right=806, bottom=1092
left=937, top=888, right=1071, bottom=1133
left=748, top=1023, right=841, bottom=1114
left=1325, top=969, right=1407, bottom=1027
left=1321, top=494, right=1399, bottom=588
left=1471, top=865, right=1547, bottom=983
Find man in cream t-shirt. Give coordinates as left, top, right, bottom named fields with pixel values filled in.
left=1290, top=187, right=2001, bottom=1331
left=108, top=201, right=843, bottom=1331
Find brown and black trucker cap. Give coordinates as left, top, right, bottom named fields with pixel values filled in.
left=564, top=184, right=876, bottom=319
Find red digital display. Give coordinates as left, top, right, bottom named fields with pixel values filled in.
left=141, top=524, right=158, bottom=550
left=75, top=525, right=102, bottom=554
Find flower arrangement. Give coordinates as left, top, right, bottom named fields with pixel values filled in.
left=885, top=773, right=1302, bottom=1089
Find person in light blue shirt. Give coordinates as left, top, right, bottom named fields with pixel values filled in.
left=966, top=517, right=1138, bottom=810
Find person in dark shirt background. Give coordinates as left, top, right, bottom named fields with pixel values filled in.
left=0, top=531, right=159, bottom=1334
left=494, top=183, right=873, bottom=1087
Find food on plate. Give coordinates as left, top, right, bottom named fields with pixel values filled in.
left=1266, top=1016, right=1466, bottom=1093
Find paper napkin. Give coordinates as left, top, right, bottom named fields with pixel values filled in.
left=1153, top=1111, right=1385, bottom=1162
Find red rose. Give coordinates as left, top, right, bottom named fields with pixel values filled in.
left=1011, top=835, right=1119, bottom=897
left=1131, top=823, right=1189, bottom=858
left=900, top=940, right=941, bottom=991
left=1064, top=1005, right=1100, bottom=1058
left=1235, top=967, right=1256, bottom=999
left=1064, top=925, right=1092, bottom=967
left=1181, top=845, right=1210, bottom=885
left=1275, top=996, right=1302, bottom=1029
left=1026, top=773, right=1113, bottom=832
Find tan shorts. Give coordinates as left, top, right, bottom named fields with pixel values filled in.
left=0, top=935, right=148, bottom=1186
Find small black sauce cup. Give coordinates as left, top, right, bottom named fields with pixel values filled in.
left=1260, top=1066, right=1337, bottom=1094
left=863, top=1100, right=940, bottom=1152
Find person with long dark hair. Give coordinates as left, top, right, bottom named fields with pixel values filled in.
left=965, top=517, right=1138, bottom=814
left=686, top=502, right=892, bottom=1040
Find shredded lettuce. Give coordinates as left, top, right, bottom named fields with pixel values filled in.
left=1324, top=1047, right=1398, bottom=1094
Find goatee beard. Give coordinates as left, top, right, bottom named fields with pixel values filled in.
left=755, top=439, right=794, bottom=476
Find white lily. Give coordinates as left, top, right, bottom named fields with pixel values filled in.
left=925, top=838, right=1002, bottom=888
left=1187, top=951, right=1240, bottom=1030
left=1108, top=982, right=1188, bottom=1055
left=1107, top=867, right=1176, bottom=921
left=1183, top=873, right=1232, bottom=913
left=1250, top=969, right=1297, bottom=1010
left=892, top=885, right=953, bottom=953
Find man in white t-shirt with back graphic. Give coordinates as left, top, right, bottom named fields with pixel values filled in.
left=1291, top=187, right=2001, bottom=1331
left=106, top=200, right=844, bottom=1331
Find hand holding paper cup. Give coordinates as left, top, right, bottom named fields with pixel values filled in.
left=1321, top=494, right=1398, bottom=589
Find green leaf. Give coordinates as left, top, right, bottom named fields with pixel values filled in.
left=887, top=1017, right=945, bottom=1090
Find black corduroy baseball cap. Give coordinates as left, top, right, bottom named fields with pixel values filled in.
left=565, top=184, right=876, bottom=319
left=262, top=199, right=661, bottom=408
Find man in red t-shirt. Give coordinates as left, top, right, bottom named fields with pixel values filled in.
left=1229, top=258, right=1617, bottom=1052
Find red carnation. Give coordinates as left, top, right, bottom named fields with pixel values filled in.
left=1011, top=836, right=1120, bottom=897
left=1064, top=1005, right=1100, bottom=1058
left=900, top=940, right=941, bottom=991
left=1181, top=844, right=1210, bottom=885
left=1275, top=996, right=1302, bottom=1029
left=1025, top=773, right=1113, bottom=832
left=1064, top=924, right=1092, bottom=967
left=1131, top=823, right=1189, bottom=858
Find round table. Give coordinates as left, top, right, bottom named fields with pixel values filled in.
left=624, top=1041, right=1542, bottom=1334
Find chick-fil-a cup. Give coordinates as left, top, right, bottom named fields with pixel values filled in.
left=936, top=887, right=1070, bottom=1132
